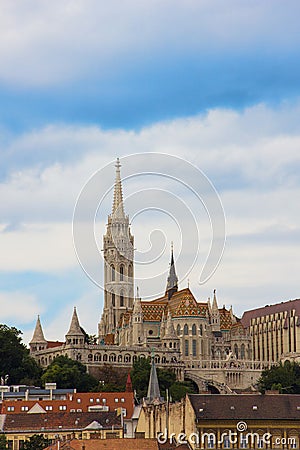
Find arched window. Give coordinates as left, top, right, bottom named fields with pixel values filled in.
left=112, top=292, right=115, bottom=307
left=120, top=265, right=124, bottom=281
left=199, top=324, right=203, bottom=336
left=234, top=344, right=238, bottom=359
left=192, top=324, right=196, bottom=335
left=184, top=324, right=188, bottom=335
left=111, top=265, right=115, bottom=281
left=128, top=264, right=133, bottom=278
left=176, top=324, right=181, bottom=336
left=241, top=344, right=245, bottom=359
left=120, top=291, right=124, bottom=307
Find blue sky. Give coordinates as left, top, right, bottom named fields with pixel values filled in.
left=1, top=1, right=300, bottom=343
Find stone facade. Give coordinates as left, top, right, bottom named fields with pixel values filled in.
left=241, top=299, right=300, bottom=364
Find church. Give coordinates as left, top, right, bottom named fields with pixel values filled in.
left=30, top=159, right=270, bottom=392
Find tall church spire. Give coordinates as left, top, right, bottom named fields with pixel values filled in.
left=165, top=242, right=178, bottom=300
left=99, top=158, right=134, bottom=339
left=112, top=157, right=125, bottom=219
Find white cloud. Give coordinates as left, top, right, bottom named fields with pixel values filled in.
left=1, top=101, right=300, bottom=339
left=0, top=1, right=299, bottom=86
left=0, top=291, right=42, bottom=324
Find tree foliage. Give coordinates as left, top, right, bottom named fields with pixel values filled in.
left=258, top=360, right=300, bottom=394
left=0, top=324, right=42, bottom=385
left=41, top=356, right=98, bottom=391
left=22, top=434, right=50, bottom=450
left=0, top=434, right=7, bottom=450
left=94, top=364, right=128, bottom=392
left=131, top=357, right=197, bottom=401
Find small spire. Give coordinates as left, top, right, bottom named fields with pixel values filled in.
left=136, top=286, right=139, bottom=298
left=146, top=356, right=163, bottom=403
left=165, top=243, right=178, bottom=300
left=66, top=307, right=84, bottom=336
left=212, top=289, right=218, bottom=311
left=126, top=372, right=133, bottom=392
left=112, top=157, right=125, bottom=219
left=164, top=310, right=177, bottom=339
left=30, top=315, right=47, bottom=344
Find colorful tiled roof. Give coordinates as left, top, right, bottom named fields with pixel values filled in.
left=219, top=308, right=233, bottom=330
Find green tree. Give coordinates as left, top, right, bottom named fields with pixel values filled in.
left=41, top=356, right=98, bottom=392
left=23, top=434, right=49, bottom=450
left=0, top=434, right=7, bottom=450
left=0, top=324, right=42, bottom=385
left=258, top=360, right=300, bottom=394
left=131, top=357, right=197, bottom=401
left=94, top=365, right=128, bottom=392
left=131, top=357, right=151, bottom=399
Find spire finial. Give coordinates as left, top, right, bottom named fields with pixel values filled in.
left=136, top=286, right=139, bottom=298
left=112, top=157, right=125, bottom=218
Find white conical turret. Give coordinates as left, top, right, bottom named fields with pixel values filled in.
left=29, top=316, right=47, bottom=354
left=66, top=307, right=85, bottom=346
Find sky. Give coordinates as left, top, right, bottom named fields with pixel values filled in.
left=1, top=1, right=300, bottom=344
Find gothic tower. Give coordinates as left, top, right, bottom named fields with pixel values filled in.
left=99, top=158, right=134, bottom=338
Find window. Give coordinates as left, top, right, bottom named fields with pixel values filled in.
left=200, top=324, right=203, bottom=336
left=120, top=292, right=124, bottom=307
left=184, top=324, right=188, bottom=335
left=111, top=265, right=115, bottom=281
left=77, top=398, right=81, bottom=403
left=208, top=436, right=215, bottom=448
left=240, top=436, right=248, bottom=448
left=112, top=292, right=115, bottom=307
left=241, top=344, right=245, bottom=359
left=7, top=406, right=14, bottom=412
left=192, top=339, right=197, bottom=356
left=90, top=398, right=94, bottom=403
left=59, top=405, right=67, bottom=411
left=192, top=324, right=196, bottom=335
left=120, top=265, right=124, bottom=281
left=224, top=436, right=230, bottom=449
left=257, top=439, right=264, bottom=449
left=77, top=408, right=82, bottom=412
left=115, top=398, right=119, bottom=402
left=45, top=406, right=53, bottom=411
left=21, top=406, right=29, bottom=412
left=121, top=398, right=125, bottom=402
left=176, top=324, right=181, bottom=336
left=234, top=344, right=238, bottom=358
left=185, top=340, right=189, bottom=356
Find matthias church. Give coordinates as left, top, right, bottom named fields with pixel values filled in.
left=30, top=159, right=288, bottom=392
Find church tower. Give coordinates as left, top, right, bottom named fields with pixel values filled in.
left=99, top=158, right=134, bottom=338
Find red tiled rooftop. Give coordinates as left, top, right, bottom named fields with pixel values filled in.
left=46, top=439, right=159, bottom=449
